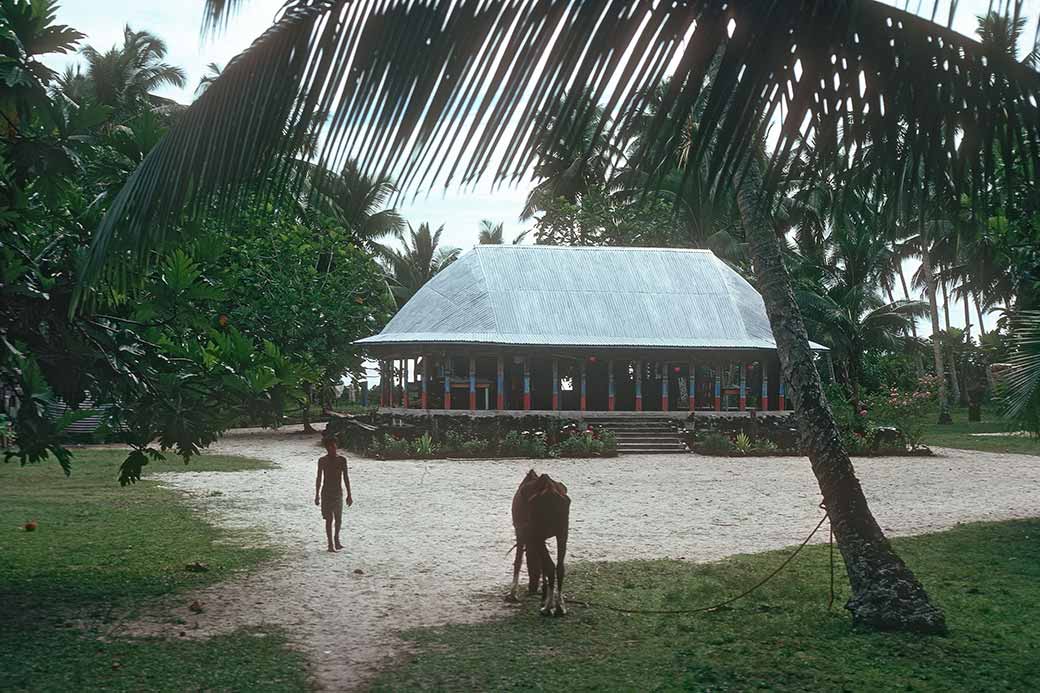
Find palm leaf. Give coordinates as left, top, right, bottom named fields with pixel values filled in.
left=89, top=1, right=1040, bottom=275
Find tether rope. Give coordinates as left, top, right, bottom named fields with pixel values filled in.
left=569, top=504, right=834, bottom=616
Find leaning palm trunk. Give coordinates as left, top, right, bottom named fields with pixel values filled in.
left=920, top=248, right=952, bottom=423
left=898, top=266, right=925, bottom=375
left=737, top=164, right=946, bottom=633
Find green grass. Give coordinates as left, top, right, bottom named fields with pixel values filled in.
left=0, top=449, right=309, bottom=692
left=922, top=405, right=1040, bottom=455
left=373, top=520, right=1040, bottom=692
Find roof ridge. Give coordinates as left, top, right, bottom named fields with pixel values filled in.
left=472, top=245, right=713, bottom=253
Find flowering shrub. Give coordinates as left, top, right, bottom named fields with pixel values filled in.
left=866, top=376, right=941, bottom=450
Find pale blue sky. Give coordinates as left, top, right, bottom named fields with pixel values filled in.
left=49, top=0, right=1036, bottom=334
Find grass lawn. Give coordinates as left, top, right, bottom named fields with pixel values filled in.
left=922, top=405, right=1040, bottom=455
left=373, top=520, right=1040, bottom=692
left=0, top=449, right=309, bottom=692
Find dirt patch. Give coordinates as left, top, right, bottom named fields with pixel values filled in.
left=126, top=426, right=1040, bottom=690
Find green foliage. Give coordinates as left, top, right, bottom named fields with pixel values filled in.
left=0, top=7, right=391, bottom=482
left=733, top=431, right=754, bottom=454
left=697, top=432, right=735, bottom=455
left=867, top=376, right=942, bottom=449
left=411, top=432, right=436, bottom=458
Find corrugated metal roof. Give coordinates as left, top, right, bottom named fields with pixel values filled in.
left=358, top=246, right=826, bottom=351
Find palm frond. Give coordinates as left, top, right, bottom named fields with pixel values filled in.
left=1004, top=310, right=1040, bottom=421
left=91, top=1, right=1040, bottom=274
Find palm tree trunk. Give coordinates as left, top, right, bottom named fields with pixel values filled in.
left=898, top=265, right=925, bottom=375
left=920, top=248, right=952, bottom=424
left=961, top=296, right=972, bottom=405
left=973, top=292, right=987, bottom=336
left=737, top=165, right=945, bottom=633
left=941, top=280, right=952, bottom=331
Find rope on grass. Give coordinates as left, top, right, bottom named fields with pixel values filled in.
left=572, top=504, right=834, bottom=616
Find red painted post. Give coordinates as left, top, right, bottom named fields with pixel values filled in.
left=661, top=361, right=669, bottom=412
left=523, top=358, right=531, bottom=410
left=761, top=366, right=768, bottom=411
left=607, top=360, right=615, bottom=411
left=778, top=381, right=786, bottom=411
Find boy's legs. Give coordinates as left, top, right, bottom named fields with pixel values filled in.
left=334, top=506, right=343, bottom=550
left=324, top=515, right=336, bottom=552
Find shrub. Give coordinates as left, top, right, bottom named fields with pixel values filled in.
left=866, top=375, right=940, bottom=450
left=412, top=433, right=437, bottom=458
left=734, top=432, right=754, bottom=454
left=599, top=430, right=618, bottom=456
left=374, top=433, right=411, bottom=459
left=698, top=432, right=735, bottom=454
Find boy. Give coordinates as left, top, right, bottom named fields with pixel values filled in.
left=315, top=433, right=353, bottom=552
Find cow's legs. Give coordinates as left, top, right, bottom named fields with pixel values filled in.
left=539, top=541, right=556, bottom=616
left=507, top=540, right=524, bottom=602
left=554, top=530, right=568, bottom=616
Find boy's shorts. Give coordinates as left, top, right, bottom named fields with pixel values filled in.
left=321, top=491, right=343, bottom=519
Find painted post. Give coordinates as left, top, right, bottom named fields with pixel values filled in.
left=688, top=361, right=696, bottom=411
left=661, top=362, right=669, bottom=412
left=421, top=354, right=428, bottom=409
left=551, top=359, right=559, bottom=411
left=579, top=360, right=587, bottom=412
left=714, top=366, right=722, bottom=412
left=379, top=361, right=386, bottom=407
left=607, top=360, right=615, bottom=411
left=443, top=357, right=452, bottom=410
left=469, top=357, right=477, bottom=411
left=739, top=363, right=747, bottom=411
left=635, top=360, right=643, bottom=412
left=496, top=355, right=505, bottom=410
left=779, top=381, right=786, bottom=411
left=523, top=358, right=531, bottom=410
left=761, top=366, right=769, bottom=411
left=397, top=357, right=405, bottom=407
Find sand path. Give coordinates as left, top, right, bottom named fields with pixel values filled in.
left=131, top=427, right=1040, bottom=690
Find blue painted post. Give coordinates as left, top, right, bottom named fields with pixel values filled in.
left=739, top=363, right=747, bottom=411
left=421, top=354, right=428, bottom=409
left=443, top=357, right=451, bottom=410
left=469, top=357, right=477, bottom=411
left=714, top=366, right=722, bottom=412
left=688, top=361, right=696, bottom=412
left=635, top=360, right=643, bottom=412
left=607, top=360, right=615, bottom=411
left=552, top=359, right=559, bottom=410
left=579, top=360, right=587, bottom=412
left=496, top=355, right=505, bottom=410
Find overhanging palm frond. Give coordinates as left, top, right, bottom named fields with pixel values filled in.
left=1004, top=310, right=1040, bottom=424
left=90, top=1, right=1040, bottom=275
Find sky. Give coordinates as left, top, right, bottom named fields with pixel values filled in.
left=47, top=0, right=1038, bottom=336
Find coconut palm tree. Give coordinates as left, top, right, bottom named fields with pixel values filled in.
left=91, top=0, right=1040, bottom=634
left=477, top=220, right=504, bottom=244
left=383, top=223, right=460, bottom=305
left=306, top=162, right=405, bottom=251
left=77, top=26, right=186, bottom=119
left=195, top=62, right=223, bottom=96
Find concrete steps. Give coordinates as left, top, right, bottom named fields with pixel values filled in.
left=586, top=416, right=689, bottom=455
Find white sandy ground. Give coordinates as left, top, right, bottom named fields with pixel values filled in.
left=124, top=427, right=1040, bottom=691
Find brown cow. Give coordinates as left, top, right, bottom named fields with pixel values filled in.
left=507, top=469, right=570, bottom=616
